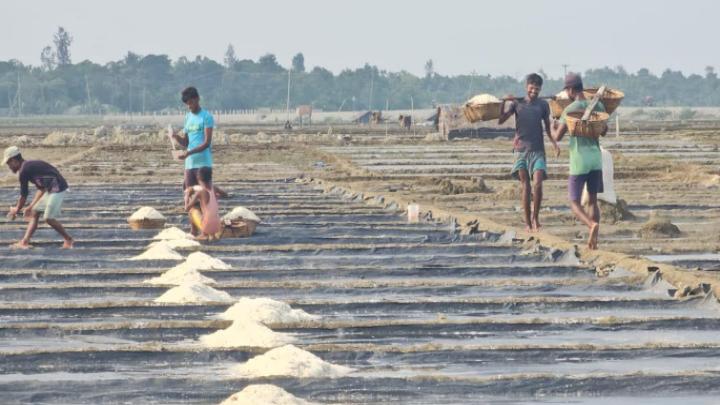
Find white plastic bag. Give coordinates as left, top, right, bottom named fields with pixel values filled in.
left=581, top=147, right=616, bottom=205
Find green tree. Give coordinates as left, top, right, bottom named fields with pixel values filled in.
left=53, top=27, right=73, bottom=66
left=292, top=53, right=305, bottom=73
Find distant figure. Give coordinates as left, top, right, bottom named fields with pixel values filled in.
left=434, top=107, right=441, bottom=131
left=551, top=73, right=607, bottom=250
left=399, top=114, right=412, bottom=130
left=284, top=120, right=293, bottom=130
left=184, top=167, right=221, bottom=240
left=498, top=73, right=559, bottom=232
left=3, top=146, right=73, bottom=249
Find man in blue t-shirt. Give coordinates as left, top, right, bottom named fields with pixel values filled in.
left=171, top=87, right=216, bottom=190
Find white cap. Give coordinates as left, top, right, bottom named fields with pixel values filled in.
left=2, top=146, right=21, bottom=165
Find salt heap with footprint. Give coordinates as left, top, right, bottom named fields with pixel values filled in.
left=146, top=252, right=230, bottom=285
left=155, top=281, right=232, bottom=304
left=128, top=206, right=165, bottom=221
left=220, top=384, right=318, bottom=405
left=150, top=226, right=200, bottom=249
left=130, top=241, right=184, bottom=261
left=233, top=344, right=354, bottom=378
left=199, top=320, right=296, bottom=348
left=216, top=297, right=319, bottom=325
left=153, top=227, right=193, bottom=241
left=200, top=297, right=318, bottom=349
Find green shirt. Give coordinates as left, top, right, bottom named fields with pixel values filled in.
left=559, top=99, right=606, bottom=175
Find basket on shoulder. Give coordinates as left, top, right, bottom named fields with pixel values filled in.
left=565, top=111, right=610, bottom=138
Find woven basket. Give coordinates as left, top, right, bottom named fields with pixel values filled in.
left=549, top=98, right=572, bottom=119
left=463, top=102, right=501, bottom=122
left=565, top=111, right=610, bottom=138
left=220, top=219, right=258, bottom=238
left=128, top=218, right=166, bottom=230
left=584, top=88, right=624, bottom=115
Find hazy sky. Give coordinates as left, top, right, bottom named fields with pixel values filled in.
left=2, top=0, right=716, bottom=78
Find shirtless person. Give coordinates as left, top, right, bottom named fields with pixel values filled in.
left=499, top=73, right=559, bottom=232
left=3, top=146, right=74, bottom=249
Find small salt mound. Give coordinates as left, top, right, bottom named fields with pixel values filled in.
left=145, top=266, right=216, bottom=286
left=184, top=251, right=231, bottom=270
left=149, top=238, right=201, bottom=249
left=153, top=227, right=193, bottom=241
left=217, top=297, right=319, bottom=325
left=233, top=344, right=354, bottom=378
left=199, top=320, right=296, bottom=348
left=129, top=206, right=165, bottom=221
left=155, top=281, right=232, bottom=304
left=467, top=94, right=500, bottom=105
left=223, top=206, right=262, bottom=223
left=130, top=242, right=184, bottom=261
left=555, top=90, right=570, bottom=99
left=220, top=384, right=318, bottom=405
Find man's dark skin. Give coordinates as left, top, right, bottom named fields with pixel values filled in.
left=170, top=95, right=228, bottom=198
left=171, top=96, right=213, bottom=159
left=5, top=156, right=73, bottom=249
left=498, top=82, right=559, bottom=232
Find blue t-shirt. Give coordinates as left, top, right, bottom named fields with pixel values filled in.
left=183, top=109, right=214, bottom=169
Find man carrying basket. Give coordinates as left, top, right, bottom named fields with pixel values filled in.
left=551, top=73, right=607, bottom=250
left=498, top=73, right=559, bottom=232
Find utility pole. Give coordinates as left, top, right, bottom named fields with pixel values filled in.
left=385, top=99, right=389, bottom=138
left=286, top=68, right=292, bottom=122
left=85, top=74, right=92, bottom=114
left=16, top=72, right=22, bottom=116
left=368, top=72, right=374, bottom=111
left=468, top=70, right=477, bottom=99
left=562, top=64, right=569, bottom=76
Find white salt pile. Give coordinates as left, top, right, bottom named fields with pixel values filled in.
left=467, top=94, right=500, bottom=105
left=149, top=238, right=201, bottom=250
left=220, top=384, right=318, bottom=405
left=145, top=266, right=216, bottom=286
left=129, top=206, right=165, bottom=221
left=223, top=206, right=262, bottom=223
left=155, top=281, right=233, bottom=304
left=217, top=297, right=319, bottom=325
left=233, top=344, right=354, bottom=378
left=199, top=320, right=296, bottom=348
left=153, top=227, right=193, bottom=241
left=183, top=251, right=231, bottom=270
left=130, top=242, right=184, bottom=261
left=146, top=252, right=229, bottom=285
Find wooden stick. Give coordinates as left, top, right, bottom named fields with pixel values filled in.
left=582, top=85, right=606, bottom=121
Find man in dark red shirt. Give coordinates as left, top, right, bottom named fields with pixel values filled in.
left=3, top=146, right=73, bottom=249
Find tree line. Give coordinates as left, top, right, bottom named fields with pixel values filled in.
left=1, top=27, right=719, bottom=115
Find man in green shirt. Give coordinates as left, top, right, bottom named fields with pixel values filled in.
left=551, top=73, right=607, bottom=250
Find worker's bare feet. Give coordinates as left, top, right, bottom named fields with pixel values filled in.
left=532, top=218, right=542, bottom=232
left=62, top=238, right=74, bottom=249
left=10, top=240, right=31, bottom=249
left=588, top=222, right=599, bottom=250
left=524, top=224, right=532, bottom=233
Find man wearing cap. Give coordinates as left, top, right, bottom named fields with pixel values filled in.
left=3, top=146, right=73, bottom=249
left=551, top=73, right=607, bottom=250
